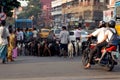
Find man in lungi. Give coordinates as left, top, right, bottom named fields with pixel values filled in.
left=0, top=20, right=9, bottom=64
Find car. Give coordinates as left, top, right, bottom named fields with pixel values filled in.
left=69, top=30, right=88, bottom=43
left=51, top=28, right=61, bottom=39
left=39, top=28, right=50, bottom=38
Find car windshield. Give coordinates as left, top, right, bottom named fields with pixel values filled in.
left=41, top=30, right=49, bottom=32
left=55, top=29, right=61, bottom=34
left=81, top=31, right=88, bottom=35
left=69, top=31, right=74, bottom=35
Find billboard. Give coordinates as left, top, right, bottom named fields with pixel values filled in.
left=115, top=1, right=120, bottom=18
left=109, top=0, right=115, bottom=6
left=103, top=10, right=113, bottom=22
left=62, top=0, right=73, bottom=4
left=107, top=0, right=115, bottom=8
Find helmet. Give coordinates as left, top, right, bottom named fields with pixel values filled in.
left=99, top=20, right=106, bottom=28
left=108, top=20, right=116, bottom=28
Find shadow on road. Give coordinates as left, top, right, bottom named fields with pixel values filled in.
left=8, top=56, right=81, bottom=64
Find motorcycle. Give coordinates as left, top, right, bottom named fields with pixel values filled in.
left=82, top=37, right=119, bottom=71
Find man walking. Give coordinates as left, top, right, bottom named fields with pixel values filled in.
left=59, top=26, right=69, bottom=57
left=0, top=20, right=9, bottom=63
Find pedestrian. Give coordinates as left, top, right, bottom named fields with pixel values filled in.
left=47, top=31, right=56, bottom=43
left=24, top=28, right=29, bottom=42
left=16, top=28, right=24, bottom=45
left=32, top=27, right=38, bottom=41
left=7, top=25, right=16, bottom=62
left=16, top=28, right=24, bottom=56
left=28, top=28, right=33, bottom=41
left=59, top=26, right=69, bottom=57
left=0, top=20, right=9, bottom=64
left=74, top=27, right=81, bottom=56
left=74, top=26, right=81, bottom=42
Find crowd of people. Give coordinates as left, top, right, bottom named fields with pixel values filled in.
left=0, top=20, right=62, bottom=64
left=0, top=20, right=41, bottom=64
left=0, top=19, right=118, bottom=65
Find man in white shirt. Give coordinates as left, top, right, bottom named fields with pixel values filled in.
left=16, top=28, right=24, bottom=45
left=85, top=21, right=107, bottom=69
left=32, top=28, right=38, bottom=40
left=59, top=26, right=69, bottom=57
left=74, top=27, right=81, bottom=41
left=0, top=20, right=9, bottom=64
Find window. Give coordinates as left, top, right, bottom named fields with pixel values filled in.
left=69, top=32, right=74, bottom=35
left=100, top=0, right=104, bottom=2
left=94, top=0, right=100, bottom=5
left=105, top=0, right=109, bottom=4
left=79, top=0, right=83, bottom=5
left=55, top=29, right=61, bottom=34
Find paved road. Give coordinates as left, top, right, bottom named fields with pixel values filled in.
left=0, top=56, right=120, bottom=80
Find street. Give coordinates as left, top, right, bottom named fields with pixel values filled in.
left=0, top=56, right=120, bottom=80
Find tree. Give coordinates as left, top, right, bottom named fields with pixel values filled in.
left=0, top=0, right=21, bottom=17
left=18, top=0, right=42, bottom=27
left=18, top=0, right=41, bottom=19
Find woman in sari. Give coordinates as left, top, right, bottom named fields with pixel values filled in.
left=7, top=27, right=16, bottom=62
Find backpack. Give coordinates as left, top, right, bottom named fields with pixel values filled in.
left=108, top=29, right=120, bottom=46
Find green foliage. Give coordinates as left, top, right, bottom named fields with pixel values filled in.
left=0, top=0, right=21, bottom=17
left=18, top=0, right=41, bottom=19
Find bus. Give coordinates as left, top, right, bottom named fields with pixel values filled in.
left=15, top=19, right=33, bottom=29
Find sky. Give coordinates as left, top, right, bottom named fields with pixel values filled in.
left=17, top=0, right=29, bottom=7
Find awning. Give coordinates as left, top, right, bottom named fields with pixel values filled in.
left=62, top=0, right=73, bottom=4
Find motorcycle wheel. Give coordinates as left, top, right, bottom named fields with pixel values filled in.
left=82, top=48, right=89, bottom=66
left=105, top=53, right=115, bottom=71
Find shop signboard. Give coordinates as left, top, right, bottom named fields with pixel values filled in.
left=103, top=10, right=113, bottom=22
left=115, top=1, right=120, bottom=18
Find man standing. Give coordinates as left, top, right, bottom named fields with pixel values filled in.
left=0, top=20, right=9, bottom=64
left=74, top=27, right=81, bottom=42
left=59, top=26, right=69, bottom=57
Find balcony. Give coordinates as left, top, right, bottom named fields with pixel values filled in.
left=51, top=10, right=62, bottom=16
left=51, top=0, right=62, bottom=8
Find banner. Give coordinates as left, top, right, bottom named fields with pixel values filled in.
left=103, top=10, right=113, bottom=22
left=109, top=0, right=115, bottom=7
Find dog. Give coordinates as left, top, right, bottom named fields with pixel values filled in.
left=68, top=41, right=74, bottom=58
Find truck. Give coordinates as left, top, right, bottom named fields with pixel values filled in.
left=15, top=19, right=33, bottom=29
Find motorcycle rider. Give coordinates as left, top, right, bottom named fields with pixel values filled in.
left=95, top=20, right=117, bottom=60
left=84, top=20, right=107, bottom=69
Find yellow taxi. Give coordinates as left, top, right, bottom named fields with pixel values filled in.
left=39, top=28, right=50, bottom=38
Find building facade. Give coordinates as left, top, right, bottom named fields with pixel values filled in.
left=103, top=0, right=115, bottom=22
left=51, top=0, right=62, bottom=27
left=61, top=0, right=109, bottom=28
left=40, top=0, right=52, bottom=27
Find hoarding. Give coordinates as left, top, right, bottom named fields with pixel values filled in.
left=62, top=0, right=73, bottom=4
left=103, top=10, right=113, bottom=22
left=109, top=0, right=115, bottom=6
left=115, top=1, right=120, bottom=18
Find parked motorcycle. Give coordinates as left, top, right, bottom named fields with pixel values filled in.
left=82, top=37, right=119, bottom=71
